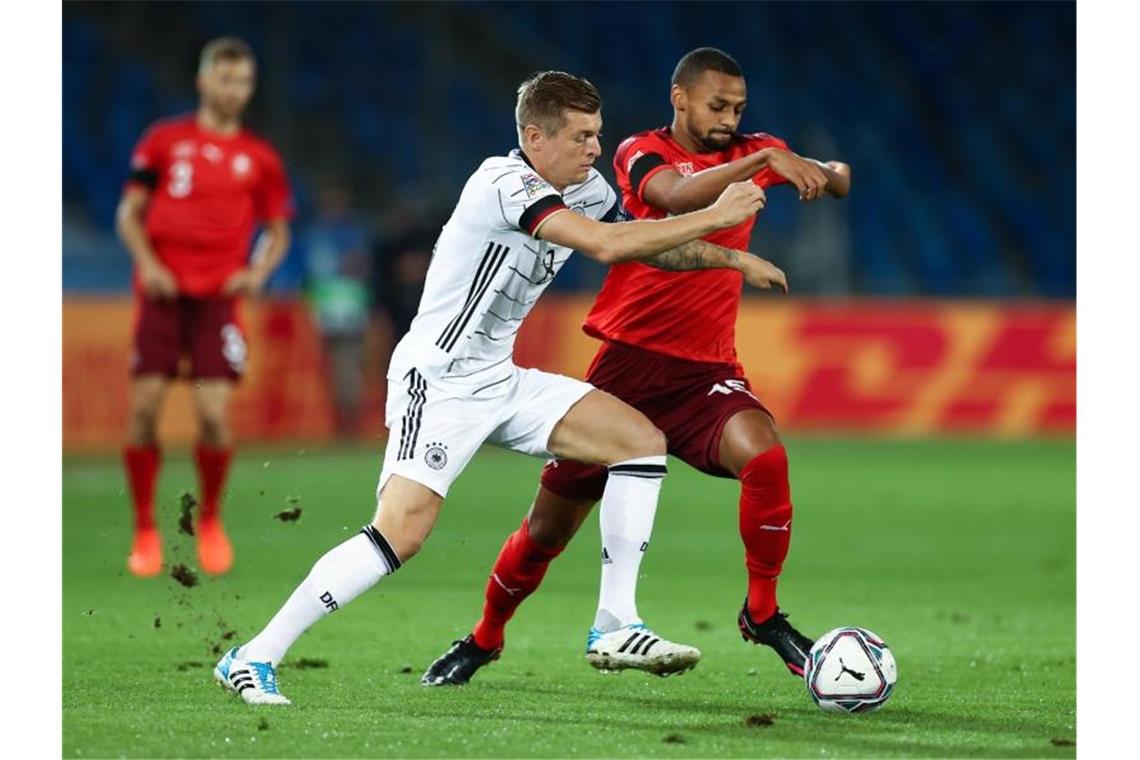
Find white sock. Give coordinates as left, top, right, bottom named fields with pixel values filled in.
left=239, top=526, right=401, bottom=664
left=593, top=455, right=667, bottom=633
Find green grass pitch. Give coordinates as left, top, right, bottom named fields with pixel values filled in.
left=63, top=437, right=1074, bottom=758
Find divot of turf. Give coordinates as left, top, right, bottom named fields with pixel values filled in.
left=275, top=507, right=303, bottom=522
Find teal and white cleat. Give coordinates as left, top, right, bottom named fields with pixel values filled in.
left=214, top=646, right=291, bottom=705
left=585, top=623, right=701, bottom=676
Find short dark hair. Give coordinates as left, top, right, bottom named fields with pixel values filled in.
left=671, top=47, right=743, bottom=88
left=515, top=71, right=602, bottom=140
left=198, top=36, right=255, bottom=75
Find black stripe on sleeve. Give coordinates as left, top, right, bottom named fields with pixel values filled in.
left=128, top=168, right=159, bottom=189
left=627, top=153, right=668, bottom=197
left=518, top=195, right=567, bottom=235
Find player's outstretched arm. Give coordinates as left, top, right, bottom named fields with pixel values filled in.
left=643, top=149, right=777, bottom=214
left=116, top=186, right=177, bottom=299
left=644, top=149, right=849, bottom=213
left=537, top=181, right=765, bottom=265
left=644, top=239, right=788, bottom=292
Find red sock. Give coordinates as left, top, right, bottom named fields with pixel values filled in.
left=739, top=445, right=794, bottom=623
left=471, top=519, right=565, bottom=651
left=194, top=444, right=233, bottom=522
left=123, top=446, right=161, bottom=532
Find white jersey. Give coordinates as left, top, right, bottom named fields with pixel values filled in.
left=388, top=149, right=621, bottom=390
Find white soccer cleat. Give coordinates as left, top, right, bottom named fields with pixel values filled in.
left=585, top=623, right=701, bottom=676
left=214, top=646, right=292, bottom=705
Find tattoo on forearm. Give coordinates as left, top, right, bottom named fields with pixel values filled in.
left=645, top=239, right=740, bottom=271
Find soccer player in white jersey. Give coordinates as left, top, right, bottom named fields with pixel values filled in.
left=214, top=72, right=787, bottom=705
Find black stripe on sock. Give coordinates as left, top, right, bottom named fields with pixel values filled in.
left=360, top=525, right=402, bottom=573
left=608, top=472, right=667, bottom=480
left=608, top=463, right=668, bottom=476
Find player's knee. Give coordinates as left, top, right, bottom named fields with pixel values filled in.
left=370, top=516, right=426, bottom=561
left=198, top=411, right=228, bottom=447
left=622, top=421, right=666, bottom=461
left=398, top=536, right=425, bottom=560
left=739, top=444, right=790, bottom=489
left=723, top=412, right=783, bottom=477
left=128, top=402, right=160, bottom=441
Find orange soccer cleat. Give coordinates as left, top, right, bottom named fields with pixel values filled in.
left=127, top=528, right=164, bottom=577
left=197, top=518, right=234, bottom=575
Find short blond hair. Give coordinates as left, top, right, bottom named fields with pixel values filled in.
left=198, top=36, right=255, bottom=76
left=515, top=71, right=601, bottom=142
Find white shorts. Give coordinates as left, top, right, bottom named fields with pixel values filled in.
left=377, top=364, right=594, bottom=498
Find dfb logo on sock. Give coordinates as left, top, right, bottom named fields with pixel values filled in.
left=319, top=591, right=338, bottom=611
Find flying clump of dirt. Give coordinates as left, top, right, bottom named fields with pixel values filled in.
left=178, top=492, right=198, bottom=536
left=275, top=507, right=303, bottom=522
left=171, top=563, right=199, bottom=588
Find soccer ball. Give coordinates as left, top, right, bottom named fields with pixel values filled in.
left=804, top=627, right=897, bottom=713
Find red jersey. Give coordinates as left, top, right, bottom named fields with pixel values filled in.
left=583, top=127, right=790, bottom=365
left=126, top=115, right=294, bottom=297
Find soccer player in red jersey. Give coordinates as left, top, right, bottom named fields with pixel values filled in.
left=116, top=37, right=293, bottom=577
left=423, top=48, right=850, bottom=684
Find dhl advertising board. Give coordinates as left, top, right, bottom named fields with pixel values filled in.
left=63, top=297, right=1074, bottom=450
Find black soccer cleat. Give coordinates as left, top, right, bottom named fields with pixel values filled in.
left=738, top=601, right=814, bottom=677
left=420, top=634, right=501, bottom=686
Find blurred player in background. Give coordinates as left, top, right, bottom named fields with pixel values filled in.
left=116, top=37, right=293, bottom=577
left=423, top=47, right=850, bottom=685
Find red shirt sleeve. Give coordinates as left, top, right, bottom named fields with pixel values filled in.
left=125, top=125, right=165, bottom=192
left=254, top=144, right=294, bottom=222
left=745, top=133, right=793, bottom=189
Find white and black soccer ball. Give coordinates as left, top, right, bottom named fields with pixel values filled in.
left=804, top=627, right=897, bottom=714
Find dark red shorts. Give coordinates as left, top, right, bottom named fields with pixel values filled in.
left=541, top=341, right=771, bottom=502
left=131, top=295, right=247, bottom=380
